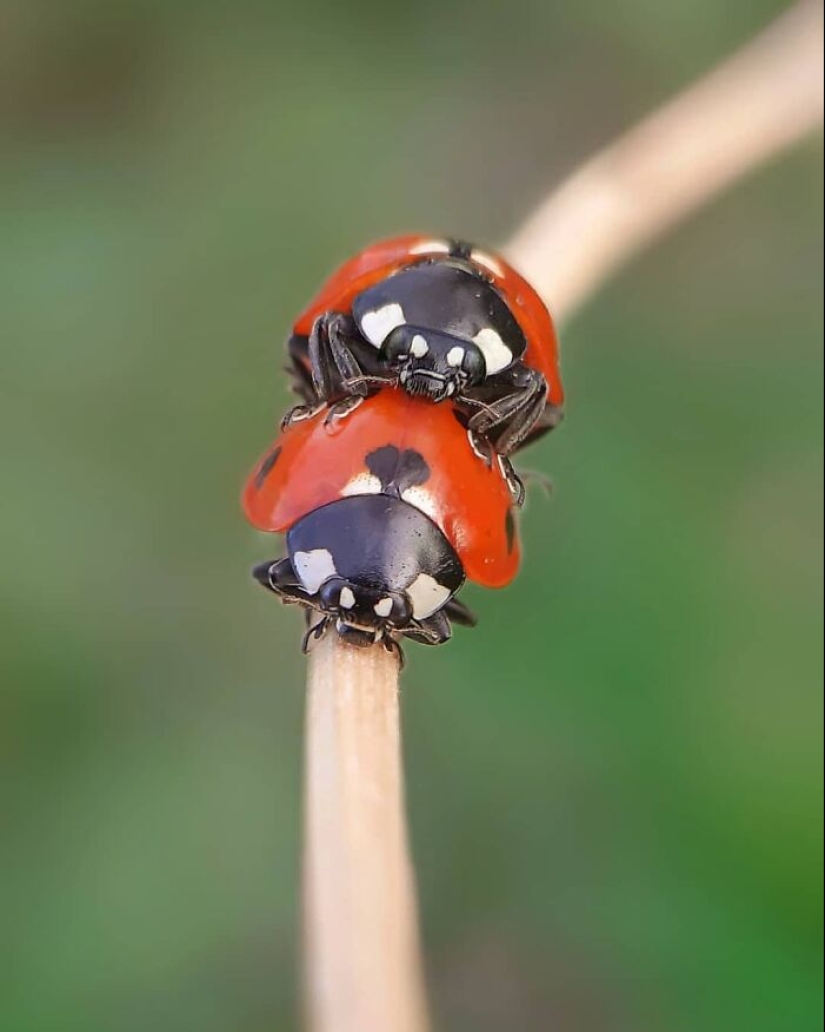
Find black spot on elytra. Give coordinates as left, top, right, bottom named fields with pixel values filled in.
left=254, top=447, right=281, bottom=490
left=366, top=445, right=430, bottom=495
left=504, top=509, right=516, bottom=554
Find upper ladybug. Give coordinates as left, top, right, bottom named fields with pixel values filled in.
left=286, top=235, right=564, bottom=456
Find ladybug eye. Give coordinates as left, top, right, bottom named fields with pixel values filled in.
left=462, top=347, right=485, bottom=379
left=372, top=594, right=412, bottom=627
left=319, top=578, right=350, bottom=611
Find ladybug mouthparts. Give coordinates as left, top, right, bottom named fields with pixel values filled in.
left=383, top=325, right=486, bottom=402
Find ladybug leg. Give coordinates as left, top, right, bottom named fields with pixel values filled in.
left=252, top=557, right=316, bottom=606
left=286, top=334, right=317, bottom=405
left=309, top=313, right=362, bottom=399
left=403, top=610, right=453, bottom=646
left=323, top=393, right=366, bottom=427
left=302, top=615, right=332, bottom=653
left=380, top=634, right=407, bottom=669
left=516, top=403, right=565, bottom=451
left=289, top=315, right=395, bottom=406
left=465, top=365, right=549, bottom=457
left=286, top=315, right=362, bottom=404
left=443, top=597, right=478, bottom=628
left=466, top=427, right=494, bottom=467
left=307, top=312, right=396, bottom=406
left=497, top=454, right=526, bottom=508
left=465, top=429, right=525, bottom=507
left=280, top=402, right=325, bottom=430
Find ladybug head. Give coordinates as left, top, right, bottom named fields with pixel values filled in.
left=317, top=577, right=414, bottom=639
left=382, top=325, right=486, bottom=402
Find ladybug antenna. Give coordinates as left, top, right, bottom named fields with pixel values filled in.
left=520, top=469, right=554, bottom=497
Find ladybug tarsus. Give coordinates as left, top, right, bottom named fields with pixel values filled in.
left=280, top=402, right=323, bottom=431
left=322, top=394, right=366, bottom=428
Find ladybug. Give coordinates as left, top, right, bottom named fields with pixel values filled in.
left=286, top=235, right=563, bottom=456
left=243, top=390, right=520, bottom=650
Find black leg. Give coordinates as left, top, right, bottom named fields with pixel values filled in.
left=403, top=610, right=453, bottom=646
left=301, top=616, right=331, bottom=653
left=280, top=401, right=325, bottom=430
left=381, top=635, right=406, bottom=669
left=443, top=597, right=478, bottom=628
left=465, top=429, right=525, bottom=507
left=308, top=313, right=360, bottom=400
left=516, top=403, right=564, bottom=451
left=300, top=313, right=392, bottom=402
left=323, top=393, right=366, bottom=427
left=286, top=335, right=318, bottom=405
left=252, top=557, right=315, bottom=607
left=289, top=312, right=396, bottom=405
left=465, top=365, right=549, bottom=457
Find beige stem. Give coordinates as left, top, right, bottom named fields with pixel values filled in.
left=303, top=632, right=430, bottom=1032
left=301, top=6, right=822, bottom=1031
left=504, top=1, right=824, bottom=322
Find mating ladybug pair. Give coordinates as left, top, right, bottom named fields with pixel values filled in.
left=243, top=235, right=564, bottom=654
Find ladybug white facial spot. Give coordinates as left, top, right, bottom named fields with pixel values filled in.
left=294, top=548, right=338, bottom=594
left=446, top=346, right=465, bottom=367
left=360, top=303, right=406, bottom=347
left=373, top=597, right=394, bottom=618
left=473, top=327, right=512, bottom=375
left=339, top=586, right=356, bottom=609
left=407, top=573, right=452, bottom=620
left=410, top=334, right=429, bottom=358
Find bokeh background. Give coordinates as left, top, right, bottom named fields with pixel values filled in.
left=2, top=1, right=822, bottom=1029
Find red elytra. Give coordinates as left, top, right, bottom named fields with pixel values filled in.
left=242, top=390, right=520, bottom=588
left=291, top=234, right=563, bottom=408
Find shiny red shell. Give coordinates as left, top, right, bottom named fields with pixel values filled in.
left=292, top=234, right=563, bottom=408
left=242, top=390, right=520, bottom=588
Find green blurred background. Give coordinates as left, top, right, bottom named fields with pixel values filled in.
left=2, top=1, right=822, bottom=1029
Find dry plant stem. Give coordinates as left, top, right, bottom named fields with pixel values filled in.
left=303, top=632, right=430, bottom=1032
left=301, top=6, right=823, bottom=1032
left=505, top=1, right=824, bottom=322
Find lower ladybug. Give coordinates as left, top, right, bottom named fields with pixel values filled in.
left=243, top=391, right=520, bottom=651
left=286, top=235, right=563, bottom=456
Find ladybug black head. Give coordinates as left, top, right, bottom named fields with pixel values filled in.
left=382, top=325, right=486, bottom=401
left=318, top=577, right=413, bottom=633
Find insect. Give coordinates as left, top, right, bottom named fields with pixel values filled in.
left=243, top=390, right=520, bottom=651
left=286, top=235, right=564, bottom=457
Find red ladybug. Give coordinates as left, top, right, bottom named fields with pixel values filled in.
left=243, top=390, right=520, bottom=650
left=286, top=235, right=563, bottom=456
